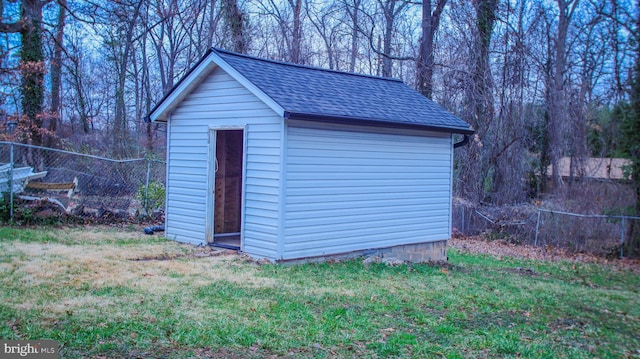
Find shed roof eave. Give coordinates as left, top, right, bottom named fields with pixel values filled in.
left=283, top=111, right=475, bottom=135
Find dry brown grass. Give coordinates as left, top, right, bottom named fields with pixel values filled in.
left=2, top=226, right=639, bottom=358
left=0, top=227, right=279, bottom=320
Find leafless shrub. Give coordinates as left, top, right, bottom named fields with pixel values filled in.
left=452, top=197, right=537, bottom=243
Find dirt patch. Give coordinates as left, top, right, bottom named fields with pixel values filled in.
left=502, top=266, right=538, bottom=277
left=450, top=236, right=640, bottom=273
left=129, top=247, right=236, bottom=261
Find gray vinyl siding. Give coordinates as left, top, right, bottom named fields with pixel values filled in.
left=164, top=120, right=208, bottom=245
left=243, top=123, right=282, bottom=258
left=166, top=66, right=281, bottom=257
left=283, top=123, right=453, bottom=259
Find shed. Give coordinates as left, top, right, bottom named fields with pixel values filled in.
left=148, top=48, right=473, bottom=263
left=548, top=157, right=632, bottom=180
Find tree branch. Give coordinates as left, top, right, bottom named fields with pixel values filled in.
left=0, top=20, right=23, bottom=33
left=356, top=8, right=414, bottom=62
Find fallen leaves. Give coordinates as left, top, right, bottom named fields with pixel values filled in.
left=450, top=236, right=640, bottom=273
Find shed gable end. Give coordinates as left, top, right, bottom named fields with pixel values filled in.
left=165, top=66, right=282, bottom=258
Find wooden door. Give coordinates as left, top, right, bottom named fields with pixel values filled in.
left=214, top=130, right=243, bottom=235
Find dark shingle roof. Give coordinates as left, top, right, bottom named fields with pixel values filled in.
left=214, top=48, right=473, bottom=134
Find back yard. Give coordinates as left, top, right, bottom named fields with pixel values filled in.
left=0, top=227, right=638, bottom=358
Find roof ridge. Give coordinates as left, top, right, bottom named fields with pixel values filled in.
left=213, top=47, right=404, bottom=83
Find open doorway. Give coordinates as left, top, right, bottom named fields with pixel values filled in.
left=211, top=129, right=243, bottom=250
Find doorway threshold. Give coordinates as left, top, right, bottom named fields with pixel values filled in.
left=209, top=242, right=240, bottom=250
left=210, top=232, right=241, bottom=250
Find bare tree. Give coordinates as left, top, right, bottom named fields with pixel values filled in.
left=306, top=0, right=343, bottom=69
left=148, top=0, right=186, bottom=93
left=547, top=0, right=580, bottom=191
left=221, top=0, right=248, bottom=53
left=0, top=0, right=632, bottom=215
left=376, top=0, right=409, bottom=77
left=341, top=0, right=363, bottom=72
left=0, top=0, right=53, bottom=148
left=64, top=31, right=94, bottom=135
left=564, top=7, right=608, bottom=184
left=455, top=0, right=498, bottom=202
left=252, top=0, right=307, bottom=63
left=289, top=0, right=303, bottom=63
left=47, top=0, right=65, bottom=147
left=99, top=0, right=144, bottom=157
left=591, top=0, right=636, bottom=101
left=416, top=0, right=447, bottom=99
left=487, top=0, right=533, bottom=203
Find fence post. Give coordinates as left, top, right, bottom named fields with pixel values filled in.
left=9, top=142, right=14, bottom=224
left=144, top=159, right=151, bottom=214
left=534, top=209, right=541, bottom=247
left=620, top=217, right=625, bottom=259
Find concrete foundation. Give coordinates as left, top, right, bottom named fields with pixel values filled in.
left=276, top=240, right=448, bottom=264
left=377, top=240, right=448, bottom=263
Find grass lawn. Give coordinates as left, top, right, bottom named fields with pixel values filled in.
left=0, top=227, right=639, bottom=358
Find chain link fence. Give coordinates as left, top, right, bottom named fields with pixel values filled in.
left=0, top=142, right=165, bottom=223
left=2, top=142, right=638, bottom=257
left=452, top=199, right=640, bottom=258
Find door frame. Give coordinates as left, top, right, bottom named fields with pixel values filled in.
left=206, top=126, right=247, bottom=247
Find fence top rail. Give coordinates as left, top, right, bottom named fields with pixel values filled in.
left=0, top=141, right=165, bottom=164
left=538, top=208, right=640, bottom=221
left=474, top=209, right=534, bottom=226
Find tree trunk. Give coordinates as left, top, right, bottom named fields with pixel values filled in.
left=67, top=41, right=91, bottom=134
left=289, top=0, right=303, bottom=63
left=548, top=0, right=579, bottom=192
left=348, top=0, right=361, bottom=72
left=141, top=19, right=154, bottom=153
left=375, top=0, right=409, bottom=78
left=473, top=0, right=497, bottom=123
left=112, top=0, right=144, bottom=158
left=48, top=0, right=66, bottom=148
left=221, top=0, right=247, bottom=53
left=19, top=0, right=47, bottom=148
left=624, top=4, right=640, bottom=258
left=381, top=0, right=395, bottom=77
left=416, top=0, right=446, bottom=99
left=457, top=0, right=497, bottom=202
